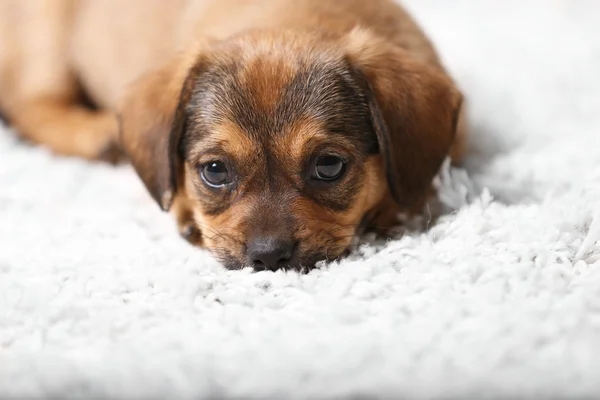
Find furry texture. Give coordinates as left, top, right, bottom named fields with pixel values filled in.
left=1, top=0, right=600, bottom=398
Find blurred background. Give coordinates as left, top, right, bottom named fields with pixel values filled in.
left=404, top=0, right=600, bottom=204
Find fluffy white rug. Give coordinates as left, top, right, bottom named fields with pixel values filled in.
left=1, top=0, right=600, bottom=398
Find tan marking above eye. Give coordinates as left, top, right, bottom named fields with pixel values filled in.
left=186, top=119, right=258, bottom=165
left=278, top=118, right=357, bottom=168
left=283, top=118, right=327, bottom=162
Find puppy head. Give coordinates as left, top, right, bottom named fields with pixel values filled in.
left=119, top=29, right=462, bottom=271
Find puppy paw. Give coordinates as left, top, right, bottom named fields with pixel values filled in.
left=179, top=221, right=202, bottom=246
left=172, top=195, right=203, bottom=246
left=97, top=141, right=126, bottom=165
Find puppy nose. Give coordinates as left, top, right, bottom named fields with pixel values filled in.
left=247, top=237, right=296, bottom=271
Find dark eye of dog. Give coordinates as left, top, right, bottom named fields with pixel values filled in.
left=200, top=161, right=231, bottom=187
left=312, top=155, right=345, bottom=181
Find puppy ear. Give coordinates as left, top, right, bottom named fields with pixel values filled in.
left=345, top=28, right=463, bottom=208
left=118, top=53, right=202, bottom=211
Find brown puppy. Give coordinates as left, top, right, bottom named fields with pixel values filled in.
left=0, top=0, right=466, bottom=271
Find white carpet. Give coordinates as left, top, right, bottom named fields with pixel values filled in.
left=2, top=0, right=600, bottom=398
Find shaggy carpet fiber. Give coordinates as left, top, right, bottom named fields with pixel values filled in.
left=1, top=0, right=600, bottom=398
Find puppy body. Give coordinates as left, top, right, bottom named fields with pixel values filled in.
left=0, top=0, right=463, bottom=155
left=0, top=0, right=466, bottom=270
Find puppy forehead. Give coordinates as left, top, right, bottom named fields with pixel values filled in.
left=182, top=46, right=376, bottom=164
left=237, top=57, right=298, bottom=112
left=190, top=53, right=368, bottom=136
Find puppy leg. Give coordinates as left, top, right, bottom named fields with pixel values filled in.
left=366, top=191, right=435, bottom=236
left=449, top=104, right=468, bottom=165
left=9, top=100, right=121, bottom=162
left=0, top=0, right=121, bottom=161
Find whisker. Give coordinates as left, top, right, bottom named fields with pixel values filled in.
left=192, top=222, right=246, bottom=246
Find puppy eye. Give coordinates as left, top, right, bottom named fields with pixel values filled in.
left=200, top=161, right=231, bottom=187
left=313, top=155, right=345, bottom=181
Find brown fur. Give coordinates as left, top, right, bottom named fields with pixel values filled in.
left=0, top=0, right=467, bottom=270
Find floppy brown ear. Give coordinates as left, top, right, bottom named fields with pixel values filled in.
left=345, top=28, right=463, bottom=208
left=118, top=52, right=202, bottom=211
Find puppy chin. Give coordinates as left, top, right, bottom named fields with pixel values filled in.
left=218, top=250, right=343, bottom=272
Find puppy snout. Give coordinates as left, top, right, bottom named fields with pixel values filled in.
left=247, top=236, right=296, bottom=271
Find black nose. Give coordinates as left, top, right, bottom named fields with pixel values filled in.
left=247, top=237, right=296, bottom=271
